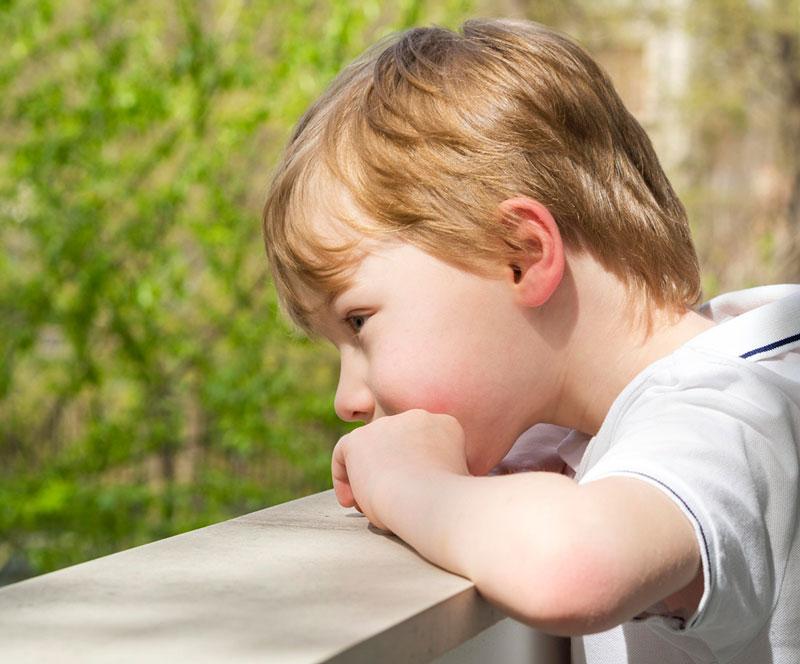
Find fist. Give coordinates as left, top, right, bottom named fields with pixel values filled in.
left=332, top=409, right=469, bottom=531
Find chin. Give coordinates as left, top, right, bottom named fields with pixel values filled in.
left=465, top=432, right=517, bottom=477
left=466, top=450, right=501, bottom=477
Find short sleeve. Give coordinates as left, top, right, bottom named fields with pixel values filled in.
left=579, top=356, right=800, bottom=661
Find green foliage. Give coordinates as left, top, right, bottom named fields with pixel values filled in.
left=5, top=0, right=792, bottom=586
left=0, top=0, right=474, bottom=583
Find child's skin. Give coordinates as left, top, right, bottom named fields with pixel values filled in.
left=308, top=196, right=714, bottom=635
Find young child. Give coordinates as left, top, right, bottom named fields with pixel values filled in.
left=262, top=18, right=800, bottom=663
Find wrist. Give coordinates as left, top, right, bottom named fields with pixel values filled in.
left=380, top=470, right=474, bottom=574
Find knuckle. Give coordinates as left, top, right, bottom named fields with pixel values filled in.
left=438, top=412, right=461, bottom=431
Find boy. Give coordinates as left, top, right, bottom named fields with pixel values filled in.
left=262, top=18, right=800, bottom=663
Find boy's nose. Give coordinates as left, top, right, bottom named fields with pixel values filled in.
left=334, top=357, right=374, bottom=423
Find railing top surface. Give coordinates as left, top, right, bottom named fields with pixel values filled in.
left=0, top=490, right=502, bottom=663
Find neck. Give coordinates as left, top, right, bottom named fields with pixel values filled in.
left=538, top=254, right=715, bottom=436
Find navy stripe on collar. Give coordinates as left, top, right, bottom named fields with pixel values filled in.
left=740, top=332, right=800, bottom=359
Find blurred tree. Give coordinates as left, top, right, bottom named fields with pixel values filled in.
left=0, top=0, right=473, bottom=584
left=683, top=0, right=800, bottom=285
left=2, top=0, right=793, bottom=585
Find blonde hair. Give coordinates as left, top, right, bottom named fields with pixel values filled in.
left=262, top=18, right=701, bottom=333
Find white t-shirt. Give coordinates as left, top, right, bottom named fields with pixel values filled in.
left=568, top=284, right=800, bottom=664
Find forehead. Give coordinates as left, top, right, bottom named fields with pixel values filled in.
left=281, top=168, right=377, bottom=320
left=297, top=166, right=365, bottom=240
left=296, top=237, right=398, bottom=331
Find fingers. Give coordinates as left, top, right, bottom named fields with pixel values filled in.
left=332, top=437, right=356, bottom=508
left=332, top=438, right=368, bottom=517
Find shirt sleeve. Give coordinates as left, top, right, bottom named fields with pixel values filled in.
left=579, top=360, right=800, bottom=660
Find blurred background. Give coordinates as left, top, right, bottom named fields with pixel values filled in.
left=1, top=0, right=798, bottom=585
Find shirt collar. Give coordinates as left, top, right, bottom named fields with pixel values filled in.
left=688, top=284, right=800, bottom=360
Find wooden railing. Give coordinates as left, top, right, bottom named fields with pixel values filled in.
left=0, top=490, right=569, bottom=663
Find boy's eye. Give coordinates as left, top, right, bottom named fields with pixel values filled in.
left=345, top=314, right=369, bottom=334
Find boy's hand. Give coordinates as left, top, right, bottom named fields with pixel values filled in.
left=331, top=409, right=469, bottom=531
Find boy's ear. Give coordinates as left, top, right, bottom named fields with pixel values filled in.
left=497, top=197, right=565, bottom=307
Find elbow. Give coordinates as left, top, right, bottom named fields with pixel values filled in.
left=535, top=544, right=631, bottom=636
left=474, top=531, right=631, bottom=636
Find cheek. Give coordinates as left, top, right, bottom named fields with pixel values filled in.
left=368, top=340, right=518, bottom=475
left=373, top=358, right=494, bottom=437
left=368, top=348, right=471, bottom=416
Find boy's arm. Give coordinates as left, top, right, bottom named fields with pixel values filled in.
left=333, top=410, right=702, bottom=636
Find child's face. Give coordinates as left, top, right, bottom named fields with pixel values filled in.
left=311, top=241, right=547, bottom=475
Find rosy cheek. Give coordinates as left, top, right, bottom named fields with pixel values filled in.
left=410, top=388, right=457, bottom=416
left=372, top=360, right=500, bottom=474
left=370, top=357, right=460, bottom=416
